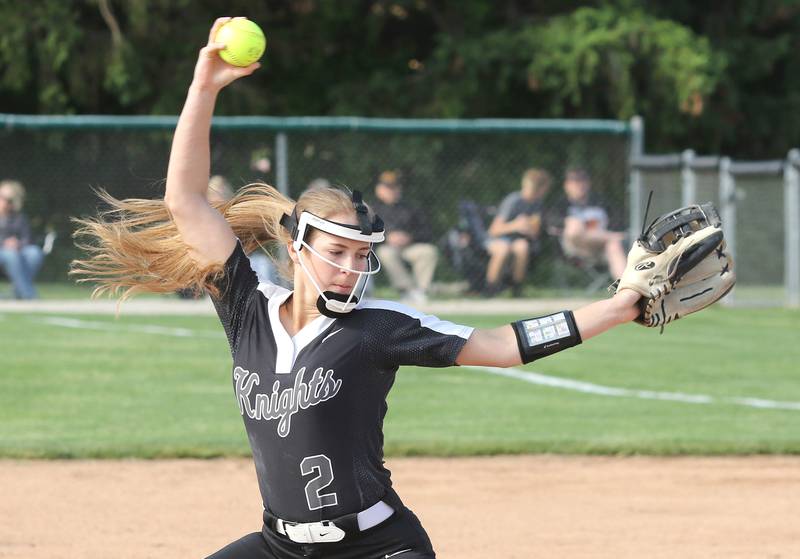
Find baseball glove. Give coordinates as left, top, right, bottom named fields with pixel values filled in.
left=610, top=202, right=736, bottom=329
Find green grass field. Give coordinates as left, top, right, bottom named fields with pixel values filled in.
left=1, top=305, right=798, bottom=458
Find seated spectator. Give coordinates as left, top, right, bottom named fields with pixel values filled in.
left=370, top=170, right=438, bottom=304
left=551, top=168, right=626, bottom=279
left=0, top=180, right=44, bottom=299
left=484, top=168, right=551, bottom=297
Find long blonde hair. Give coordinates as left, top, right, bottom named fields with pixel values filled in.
left=71, top=182, right=364, bottom=301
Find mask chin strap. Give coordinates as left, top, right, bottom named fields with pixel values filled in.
left=281, top=190, right=385, bottom=317
left=295, top=242, right=381, bottom=317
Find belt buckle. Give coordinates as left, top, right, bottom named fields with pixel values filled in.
left=285, top=520, right=346, bottom=543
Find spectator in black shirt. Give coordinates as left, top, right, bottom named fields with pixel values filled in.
left=0, top=180, right=44, bottom=299
left=371, top=171, right=438, bottom=304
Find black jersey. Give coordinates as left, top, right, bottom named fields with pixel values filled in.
left=210, top=242, right=473, bottom=523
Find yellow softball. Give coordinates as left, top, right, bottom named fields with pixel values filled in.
left=214, top=19, right=266, bottom=67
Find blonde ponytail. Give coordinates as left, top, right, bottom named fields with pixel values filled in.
left=71, top=183, right=294, bottom=301
left=71, top=182, right=370, bottom=302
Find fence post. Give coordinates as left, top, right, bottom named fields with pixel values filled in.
left=786, top=149, right=800, bottom=308
left=719, top=156, right=736, bottom=306
left=628, top=116, right=644, bottom=241
left=681, top=149, right=696, bottom=206
left=275, top=132, right=289, bottom=197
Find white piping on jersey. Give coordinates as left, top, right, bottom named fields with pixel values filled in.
left=358, top=299, right=474, bottom=340
left=384, top=549, right=413, bottom=558
left=320, top=327, right=344, bottom=344
left=256, top=280, right=290, bottom=300
left=258, top=282, right=336, bottom=374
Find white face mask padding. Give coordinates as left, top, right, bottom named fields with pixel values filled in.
left=292, top=212, right=385, bottom=251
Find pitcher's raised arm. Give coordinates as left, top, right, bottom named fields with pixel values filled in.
left=164, top=17, right=260, bottom=267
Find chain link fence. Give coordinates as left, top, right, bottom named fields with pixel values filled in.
left=631, top=150, right=800, bottom=308
left=3, top=114, right=797, bottom=306
left=0, top=115, right=631, bottom=298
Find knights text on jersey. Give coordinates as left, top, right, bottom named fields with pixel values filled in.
left=210, top=242, right=474, bottom=523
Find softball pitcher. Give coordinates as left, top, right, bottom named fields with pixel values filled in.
left=72, top=18, right=732, bottom=558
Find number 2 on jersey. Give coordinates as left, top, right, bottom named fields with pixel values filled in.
left=300, top=454, right=338, bottom=510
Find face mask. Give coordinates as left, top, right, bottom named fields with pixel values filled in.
left=280, top=190, right=385, bottom=317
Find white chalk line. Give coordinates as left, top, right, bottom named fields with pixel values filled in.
left=19, top=315, right=800, bottom=411
left=465, top=366, right=800, bottom=411
left=29, top=315, right=223, bottom=339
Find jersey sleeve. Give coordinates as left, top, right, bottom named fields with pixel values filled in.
left=208, top=241, right=260, bottom=354
left=361, top=302, right=474, bottom=369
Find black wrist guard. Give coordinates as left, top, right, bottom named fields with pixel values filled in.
left=511, top=311, right=582, bottom=364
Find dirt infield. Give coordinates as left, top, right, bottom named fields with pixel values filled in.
left=2, top=456, right=799, bottom=559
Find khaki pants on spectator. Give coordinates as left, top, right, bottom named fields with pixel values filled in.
left=376, top=243, right=438, bottom=294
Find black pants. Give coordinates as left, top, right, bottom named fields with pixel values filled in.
left=206, top=507, right=435, bottom=559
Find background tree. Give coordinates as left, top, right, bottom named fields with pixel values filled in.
left=0, top=0, right=798, bottom=157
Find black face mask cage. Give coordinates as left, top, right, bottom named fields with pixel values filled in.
left=641, top=202, right=721, bottom=253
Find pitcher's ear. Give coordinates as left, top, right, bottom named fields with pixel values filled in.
left=286, top=241, right=300, bottom=264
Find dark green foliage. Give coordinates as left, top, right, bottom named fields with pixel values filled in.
left=0, top=1, right=798, bottom=156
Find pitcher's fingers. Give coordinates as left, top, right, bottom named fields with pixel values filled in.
left=206, top=41, right=226, bottom=54
left=233, top=62, right=261, bottom=77
left=199, top=43, right=225, bottom=61
left=208, top=17, right=232, bottom=44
